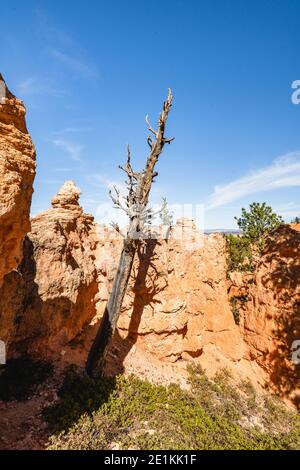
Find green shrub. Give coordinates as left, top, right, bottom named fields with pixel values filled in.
left=43, top=364, right=116, bottom=431
left=43, top=365, right=300, bottom=450
left=225, top=203, right=284, bottom=274
left=235, top=202, right=283, bottom=251
left=230, top=297, right=241, bottom=324
left=225, top=234, right=254, bottom=273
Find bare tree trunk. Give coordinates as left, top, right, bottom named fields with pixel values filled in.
left=86, top=90, right=174, bottom=377
left=86, top=237, right=137, bottom=376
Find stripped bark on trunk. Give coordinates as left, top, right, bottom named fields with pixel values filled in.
left=86, top=90, right=174, bottom=377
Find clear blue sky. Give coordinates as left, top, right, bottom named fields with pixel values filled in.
left=1, top=0, right=300, bottom=228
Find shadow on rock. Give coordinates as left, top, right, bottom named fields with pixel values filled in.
left=260, top=226, right=300, bottom=407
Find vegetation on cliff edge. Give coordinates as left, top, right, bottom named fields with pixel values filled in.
left=225, top=202, right=284, bottom=274
left=43, top=365, right=300, bottom=450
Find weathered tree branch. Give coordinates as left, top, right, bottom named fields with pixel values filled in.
left=109, top=186, right=129, bottom=214
left=86, top=89, right=174, bottom=377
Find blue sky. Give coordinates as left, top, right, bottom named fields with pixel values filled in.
left=1, top=0, right=300, bottom=228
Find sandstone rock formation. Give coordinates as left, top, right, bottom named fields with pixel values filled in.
left=94, top=223, right=300, bottom=395
left=0, top=76, right=298, bottom=408
left=91, top=222, right=259, bottom=383
left=0, top=181, right=99, bottom=355
left=0, top=74, right=36, bottom=287
left=51, top=180, right=81, bottom=210
left=0, top=175, right=298, bottom=401
left=233, top=225, right=300, bottom=404
left=117, top=231, right=245, bottom=363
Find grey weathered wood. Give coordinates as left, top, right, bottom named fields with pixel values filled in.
left=86, top=90, right=174, bottom=377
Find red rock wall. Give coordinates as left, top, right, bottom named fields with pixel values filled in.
left=239, top=225, right=300, bottom=404
left=0, top=182, right=100, bottom=355
left=0, top=77, right=297, bottom=401
left=0, top=75, right=36, bottom=343
left=95, top=227, right=244, bottom=365
left=0, top=75, right=36, bottom=287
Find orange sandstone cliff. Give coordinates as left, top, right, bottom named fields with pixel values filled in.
left=0, top=181, right=99, bottom=354
left=0, top=75, right=36, bottom=287
left=0, top=75, right=36, bottom=343
left=229, top=225, right=300, bottom=404
left=0, top=78, right=298, bottom=405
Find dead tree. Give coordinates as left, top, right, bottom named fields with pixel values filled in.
left=86, top=89, right=174, bottom=377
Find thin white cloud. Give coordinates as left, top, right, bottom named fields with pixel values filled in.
left=54, top=167, right=73, bottom=172
left=50, top=48, right=98, bottom=79
left=206, top=151, right=300, bottom=210
left=41, top=179, right=64, bottom=185
left=81, top=197, right=102, bottom=205
left=52, top=126, right=93, bottom=135
left=91, top=174, right=128, bottom=196
left=272, top=202, right=300, bottom=220
left=51, top=138, right=83, bottom=161
left=35, top=9, right=75, bottom=47
left=17, top=77, right=68, bottom=97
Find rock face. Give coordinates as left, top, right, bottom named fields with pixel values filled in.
left=0, top=74, right=36, bottom=287
left=2, top=208, right=248, bottom=377
left=0, top=182, right=99, bottom=355
left=120, top=233, right=244, bottom=363
left=92, top=223, right=300, bottom=394
left=0, top=77, right=298, bottom=402
left=235, top=225, right=300, bottom=404
left=51, top=180, right=81, bottom=210
left=93, top=223, right=249, bottom=380
left=0, top=174, right=298, bottom=399
left=0, top=76, right=297, bottom=399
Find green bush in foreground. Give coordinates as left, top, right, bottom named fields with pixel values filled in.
left=44, top=365, right=300, bottom=450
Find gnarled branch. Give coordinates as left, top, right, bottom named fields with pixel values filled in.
left=86, top=89, right=174, bottom=378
